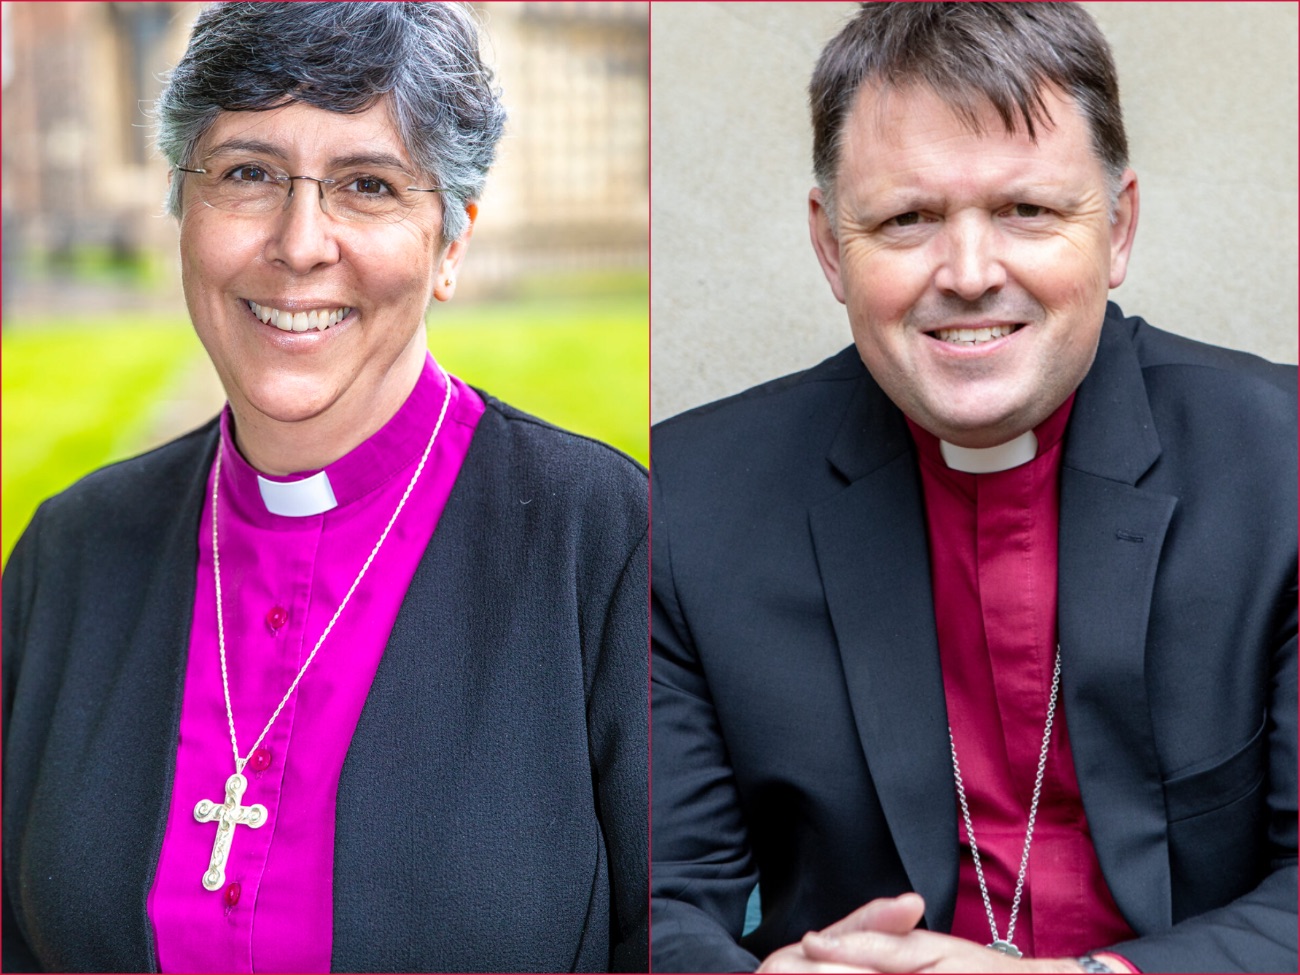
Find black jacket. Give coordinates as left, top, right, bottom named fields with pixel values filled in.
left=651, top=304, right=1297, bottom=973
left=3, top=395, right=649, bottom=973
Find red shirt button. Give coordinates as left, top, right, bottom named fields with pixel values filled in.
left=266, top=606, right=288, bottom=630
left=224, top=881, right=241, bottom=907
left=249, top=747, right=272, bottom=772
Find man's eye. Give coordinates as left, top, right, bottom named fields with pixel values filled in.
left=889, top=211, right=922, bottom=227
left=1011, top=203, right=1046, bottom=218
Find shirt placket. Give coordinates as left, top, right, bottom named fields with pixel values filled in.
left=224, top=512, right=323, bottom=968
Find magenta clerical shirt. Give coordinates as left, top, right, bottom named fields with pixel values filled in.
left=907, top=395, right=1139, bottom=964
left=147, top=353, right=484, bottom=973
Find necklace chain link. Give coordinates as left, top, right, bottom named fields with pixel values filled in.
left=211, top=367, right=453, bottom=774
left=948, top=645, right=1062, bottom=955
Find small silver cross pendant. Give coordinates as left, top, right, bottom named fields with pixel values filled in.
left=194, top=772, right=268, bottom=891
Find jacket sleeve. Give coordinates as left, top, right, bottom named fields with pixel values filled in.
left=588, top=522, right=652, bottom=973
left=1107, top=613, right=1298, bottom=973
left=650, top=464, right=762, bottom=974
left=3, top=508, right=46, bottom=973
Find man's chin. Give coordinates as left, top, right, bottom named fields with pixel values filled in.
left=913, top=407, right=1034, bottom=449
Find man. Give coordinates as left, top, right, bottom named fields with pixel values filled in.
left=651, top=4, right=1297, bottom=973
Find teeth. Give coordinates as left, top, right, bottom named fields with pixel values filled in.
left=247, top=301, right=351, bottom=332
left=933, top=323, right=1018, bottom=345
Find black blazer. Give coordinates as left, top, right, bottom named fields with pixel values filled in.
left=651, top=304, right=1297, bottom=973
left=3, top=395, right=649, bottom=973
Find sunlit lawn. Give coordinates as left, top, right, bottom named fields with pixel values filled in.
left=2, top=290, right=647, bottom=564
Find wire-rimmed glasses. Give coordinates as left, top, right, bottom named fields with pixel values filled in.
left=176, top=158, right=445, bottom=225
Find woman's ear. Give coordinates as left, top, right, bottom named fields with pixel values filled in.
left=433, top=202, right=479, bottom=302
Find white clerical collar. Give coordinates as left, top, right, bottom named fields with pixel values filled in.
left=939, top=429, right=1038, bottom=474
left=256, top=470, right=339, bottom=517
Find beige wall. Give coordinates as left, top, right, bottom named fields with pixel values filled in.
left=650, top=2, right=1299, bottom=422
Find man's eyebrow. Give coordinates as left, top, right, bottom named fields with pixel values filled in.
left=862, top=182, right=1079, bottom=215
left=201, top=141, right=416, bottom=174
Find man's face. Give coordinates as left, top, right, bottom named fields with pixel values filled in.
left=809, top=84, right=1138, bottom=448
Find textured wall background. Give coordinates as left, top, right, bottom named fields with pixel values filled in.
left=650, top=2, right=1299, bottom=422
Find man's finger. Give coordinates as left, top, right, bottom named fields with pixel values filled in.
left=802, top=930, right=930, bottom=972
left=759, top=943, right=881, bottom=973
left=819, top=893, right=928, bottom=937
left=803, top=928, right=1029, bottom=974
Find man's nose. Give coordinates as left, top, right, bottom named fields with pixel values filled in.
left=933, top=214, right=1006, bottom=300
left=263, top=178, right=341, bottom=274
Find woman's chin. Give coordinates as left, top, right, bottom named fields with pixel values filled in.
left=234, top=384, right=341, bottom=428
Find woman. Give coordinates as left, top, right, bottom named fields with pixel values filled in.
left=1, top=4, right=648, bottom=972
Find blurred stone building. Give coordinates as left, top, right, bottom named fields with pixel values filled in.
left=1, top=1, right=648, bottom=315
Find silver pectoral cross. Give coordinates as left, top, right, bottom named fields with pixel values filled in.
left=194, top=772, right=268, bottom=891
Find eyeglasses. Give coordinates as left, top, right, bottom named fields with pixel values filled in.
left=176, top=160, right=445, bottom=225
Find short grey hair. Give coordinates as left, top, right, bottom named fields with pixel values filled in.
left=155, top=1, right=506, bottom=243
left=810, top=2, right=1128, bottom=224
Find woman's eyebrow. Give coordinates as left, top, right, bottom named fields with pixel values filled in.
left=202, top=142, right=413, bottom=174
left=328, top=150, right=415, bottom=173
left=203, top=138, right=285, bottom=160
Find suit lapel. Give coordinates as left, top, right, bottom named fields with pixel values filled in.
left=1057, top=312, right=1175, bottom=934
left=809, top=378, right=960, bottom=934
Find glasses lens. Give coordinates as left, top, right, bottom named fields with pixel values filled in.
left=324, top=174, right=423, bottom=224
left=184, top=162, right=433, bottom=224
left=192, top=164, right=286, bottom=214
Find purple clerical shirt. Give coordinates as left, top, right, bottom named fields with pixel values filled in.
left=148, top=354, right=484, bottom=973
left=907, top=395, right=1138, bottom=965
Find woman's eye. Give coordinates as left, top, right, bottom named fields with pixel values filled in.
left=230, top=166, right=271, bottom=182
left=1011, top=203, right=1045, bottom=218
left=350, top=177, right=390, bottom=195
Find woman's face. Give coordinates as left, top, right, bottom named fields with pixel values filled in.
left=178, top=100, right=469, bottom=472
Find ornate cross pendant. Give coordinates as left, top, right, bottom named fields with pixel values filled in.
left=989, top=939, right=1023, bottom=958
left=194, top=772, right=268, bottom=891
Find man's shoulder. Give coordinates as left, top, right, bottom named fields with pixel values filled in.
left=1117, top=309, right=1296, bottom=444
left=653, top=346, right=866, bottom=457
left=1125, top=310, right=1297, bottom=395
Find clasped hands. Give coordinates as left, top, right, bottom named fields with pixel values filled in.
left=756, top=894, right=1105, bottom=973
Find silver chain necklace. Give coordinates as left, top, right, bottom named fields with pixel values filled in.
left=948, top=645, right=1062, bottom=958
left=191, top=367, right=453, bottom=892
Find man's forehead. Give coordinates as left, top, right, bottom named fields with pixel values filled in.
left=853, top=81, right=1064, bottom=154
left=837, top=82, right=1106, bottom=192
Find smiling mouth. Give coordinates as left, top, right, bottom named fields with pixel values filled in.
left=247, top=300, right=352, bottom=333
left=929, top=323, right=1023, bottom=346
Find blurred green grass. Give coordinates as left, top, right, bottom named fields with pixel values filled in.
left=2, top=286, right=647, bottom=564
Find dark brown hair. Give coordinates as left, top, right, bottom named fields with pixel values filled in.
left=810, top=2, right=1127, bottom=212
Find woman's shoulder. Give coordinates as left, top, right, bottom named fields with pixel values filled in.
left=39, top=420, right=216, bottom=528
left=473, top=392, right=647, bottom=502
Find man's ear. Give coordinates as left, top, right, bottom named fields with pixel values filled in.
left=809, top=187, right=847, bottom=305
left=433, top=201, right=479, bottom=302
left=1108, top=169, right=1139, bottom=289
